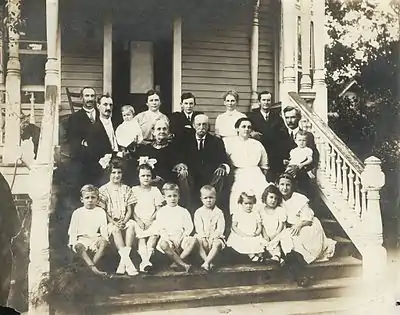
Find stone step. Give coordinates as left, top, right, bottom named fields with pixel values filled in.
left=94, top=277, right=360, bottom=314
left=92, top=256, right=361, bottom=296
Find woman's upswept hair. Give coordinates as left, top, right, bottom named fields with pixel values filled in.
left=234, top=117, right=252, bottom=129
left=238, top=191, right=257, bottom=204
left=223, top=89, right=239, bottom=102
left=146, top=89, right=161, bottom=102
left=277, top=173, right=295, bottom=184
left=261, top=184, right=283, bottom=206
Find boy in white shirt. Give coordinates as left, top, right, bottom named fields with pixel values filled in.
left=194, top=185, right=225, bottom=271
left=155, top=183, right=197, bottom=272
left=284, top=130, right=315, bottom=179
left=68, top=184, right=109, bottom=276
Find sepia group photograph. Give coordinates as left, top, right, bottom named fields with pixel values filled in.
left=0, top=0, right=399, bottom=314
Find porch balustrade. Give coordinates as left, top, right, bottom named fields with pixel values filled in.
left=289, top=92, right=387, bottom=281
left=0, top=85, right=44, bottom=153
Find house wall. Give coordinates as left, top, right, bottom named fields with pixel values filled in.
left=181, top=0, right=276, bottom=129
left=60, top=55, right=103, bottom=115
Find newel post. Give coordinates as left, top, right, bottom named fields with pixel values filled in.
left=360, top=156, right=387, bottom=282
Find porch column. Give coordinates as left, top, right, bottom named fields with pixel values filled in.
left=4, top=0, right=21, bottom=163
left=103, top=12, right=112, bottom=94
left=280, top=0, right=297, bottom=106
left=312, top=0, right=328, bottom=121
left=250, top=0, right=260, bottom=110
left=172, top=16, right=182, bottom=113
left=299, top=0, right=312, bottom=92
left=28, top=0, right=59, bottom=314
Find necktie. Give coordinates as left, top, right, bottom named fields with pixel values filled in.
left=198, top=138, right=204, bottom=151
left=290, top=131, right=295, bottom=141
left=88, top=111, right=95, bottom=123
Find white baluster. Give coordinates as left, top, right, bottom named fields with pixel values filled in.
left=315, top=133, right=324, bottom=170
left=330, top=149, right=336, bottom=184
left=325, top=144, right=331, bottom=176
left=29, top=92, right=36, bottom=124
left=360, top=156, right=387, bottom=283
left=336, top=155, right=342, bottom=191
left=361, top=187, right=367, bottom=216
left=355, top=176, right=361, bottom=216
left=348, top=171, right=355, bottom=209
left=342, top=163, right=348, bottom=200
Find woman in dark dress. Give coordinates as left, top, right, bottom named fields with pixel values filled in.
left=135, top=119, right=191, bottom=207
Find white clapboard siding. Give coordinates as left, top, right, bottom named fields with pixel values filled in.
left=182, top=0, right=275, bottom=130
left=60, top=55, right=103, bottom=116
left=258, top=1, right=276, bottom=95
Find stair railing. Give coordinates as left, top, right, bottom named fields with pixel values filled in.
left=288, top=92, right=387, bottom=280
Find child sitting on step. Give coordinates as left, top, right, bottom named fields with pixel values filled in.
left=68, top=184, right=109, bottom=276
left=194, top=185, right=226, bottom=271
left=227, top=191, right=267, bottom=262
left=155, top=183, right=197, bottom=272
left=131, top=164, right=164, bottom=272
left=259, top=185, right=286, bottom=265
left=99, top=157, right=138, bottom=276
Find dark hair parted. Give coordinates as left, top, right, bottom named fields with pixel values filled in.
left=80, top=87, right=96, bottom=97
left=238, top=192, right=257, bottom=205
left=223, top=89, right=239, bottom=102
left=146, top=89, right=161, bottom=102
left=277, top=172, right=295, bottom=184
left=261, top=184, right=283, bottom=206
left=283, top=105, right=301, bottom=118
left=97, top=93, right=112, bottom=104
left=234, top=117, right=252, bottom=129
left=258, top=90, right=272, bottom=101
left=105, top=157, right=125, bottom=174
left=181, top=92, right=196, bottom=103
left=137, top=163, right=154, bottom=177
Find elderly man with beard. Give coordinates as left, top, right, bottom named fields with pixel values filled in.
left=180, top=114, right=230, bottom=216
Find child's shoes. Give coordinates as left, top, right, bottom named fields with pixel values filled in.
left=116, top=261, right=126, bottom=274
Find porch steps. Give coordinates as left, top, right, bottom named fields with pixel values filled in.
left=98, top=277, right=360, bottom=314
left=85, top=254, right=362, bottom=314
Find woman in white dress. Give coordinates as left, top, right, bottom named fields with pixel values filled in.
left=224, top=117, right=271, bottom=213
left=278, top=173, right=336, bottom=287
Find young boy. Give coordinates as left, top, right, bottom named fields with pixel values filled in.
left=284, top=130, right=315, bottom=179
left=155, top=183, right=197, bottom=272
left=68, top=184, right=109, bottom=276
left=194, top=185, right=226, bottom=271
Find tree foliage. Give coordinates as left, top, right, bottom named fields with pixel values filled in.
left=326, top=0, right=399, bottom=221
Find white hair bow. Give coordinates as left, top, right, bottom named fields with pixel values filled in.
left=138, top=156, right=157, bottom=169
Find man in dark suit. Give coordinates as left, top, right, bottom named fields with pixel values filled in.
left=247, top=91, right=288, bottom=182
left=180, top=114, right=230, bottom=213
left=282, top=105, right=319, bottom=199
left=85, top=94, right=119, bottom=186
left=169, top=92, right=203, bottom=139
left=66, top=87, right=98, bottom=190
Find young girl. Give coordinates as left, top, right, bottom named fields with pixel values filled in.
left=259, top=185, right=286, bottom=265
left=99, top=157, right=138, bottom=276
left=131, top=164, right=164, bottom=272
left=227, top=191, right=267, bottom=262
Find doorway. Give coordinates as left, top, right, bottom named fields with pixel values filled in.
left=112, top=27, right=173, bottom=125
